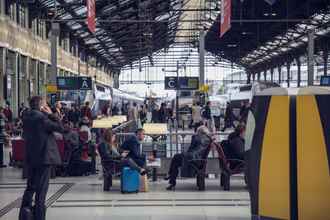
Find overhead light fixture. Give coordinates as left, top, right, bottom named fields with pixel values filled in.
left=227, top=44, right=237, bottom=48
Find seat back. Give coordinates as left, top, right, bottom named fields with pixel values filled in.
left=12, top=139, right=25, bottom=162
left=213, top=142, right=230, bottom=172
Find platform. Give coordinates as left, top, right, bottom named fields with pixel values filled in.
left=0, top=167, right=250, bottom=220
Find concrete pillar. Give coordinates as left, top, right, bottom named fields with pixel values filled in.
left=297, top=57, right=301, bottom=87
left=199, top=29, right=205, bottom=87
left=270, top=67, right=274, bottom=82
left=50, top=22, right=59, bottom=85
left=307, top=29, right=315, bottom=86
left=323, top=48, right=328, bottom=76
left=286, top=61, right=291, bottom=88
left=0, top=0, right=5, bottom=15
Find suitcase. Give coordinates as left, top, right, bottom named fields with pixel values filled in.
left=121, top=167, right=140, bottom=193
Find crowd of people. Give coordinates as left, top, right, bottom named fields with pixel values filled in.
left=0, top=96, right=249, bottom=220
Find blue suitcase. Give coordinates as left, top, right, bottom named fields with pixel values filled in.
left=121, top=167, right=140, bottom=193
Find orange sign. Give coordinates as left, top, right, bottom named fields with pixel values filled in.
left=220, top=0, right=231, bottom=37
left=87, top=0, right=96, bottom=33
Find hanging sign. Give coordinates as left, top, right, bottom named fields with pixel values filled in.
left=57, top=77, right=92, bottom=90
left=165, top=77, right=199, bottom=90
left=87, top=0, right=96, bottom=33
left=220, top=0, right=232, bottom=37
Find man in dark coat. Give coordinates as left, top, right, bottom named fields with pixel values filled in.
left=19, top=96, right=64, bottom=220
left=120, top=128, right=148, bottom=167
left=165, top=124, right=211, bottom=190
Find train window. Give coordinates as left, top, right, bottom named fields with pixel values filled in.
left=180, top=91, right=192, bottom=97
left=239, top=85, right=252, bottom=92
left=96, top=85, right=105, bottom=92
left=245, top=111, right=255, bottom=151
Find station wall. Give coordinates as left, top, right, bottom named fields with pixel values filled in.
left=0, top=6, right=113, bottom=117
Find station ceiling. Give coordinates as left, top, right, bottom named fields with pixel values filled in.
left=205, top=0, right=330, bottom=72
left=34, top=0, right=186, bottom=71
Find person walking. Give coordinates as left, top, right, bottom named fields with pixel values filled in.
left=191, top=102, right=202, bottom=129
left=19, top=96, right=64, bottom=220
left=222, top=102, right=236, bottom=132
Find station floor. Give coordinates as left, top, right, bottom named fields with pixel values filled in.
left=0, top=167, right=250, bottom=220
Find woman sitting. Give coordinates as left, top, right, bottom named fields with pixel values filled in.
left=98, top=129, right=146, bottom=175
left=165, top=123, right=212, bottom=190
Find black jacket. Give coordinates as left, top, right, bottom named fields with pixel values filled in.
left=121, top=136, right=146, bottom=167
left=22, top=110, right=64, bottom=167
left=185, top=134, right=211, bottom=161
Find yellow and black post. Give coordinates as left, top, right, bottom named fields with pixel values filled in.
left=247, top=87, right=330, bottom=220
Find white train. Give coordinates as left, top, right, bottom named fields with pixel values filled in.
left=227, top=82, right=280, bottom=108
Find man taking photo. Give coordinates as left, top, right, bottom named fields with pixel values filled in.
left=19, top=96, right=64, bottom=220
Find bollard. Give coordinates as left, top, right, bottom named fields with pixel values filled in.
left=247, top=87, right=330, bottom=220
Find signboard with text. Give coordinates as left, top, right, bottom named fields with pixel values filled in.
left=165, top=77, right=199, bottom=90
left=57, top=77, right=92, bottom=90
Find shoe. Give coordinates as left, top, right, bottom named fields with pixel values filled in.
left=166, top=184, right=175, bottom=191
left=163, top=175, right=170, bottom=181
left=140, top=170, right=147, bottom=176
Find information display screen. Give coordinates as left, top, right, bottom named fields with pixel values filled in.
left=57, top=77, right=92, bottom=90
left=165, top=77, right=199, bottom=90
left=320, top=76, right=330, bottom=86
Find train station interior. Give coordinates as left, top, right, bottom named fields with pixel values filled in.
left=0, top=0, right=329, bottom=220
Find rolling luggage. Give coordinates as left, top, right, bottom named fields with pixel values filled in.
left=121, top=167, right=140, bottom=193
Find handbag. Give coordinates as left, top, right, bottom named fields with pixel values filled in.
left=139, top=174, right=149, bottom=192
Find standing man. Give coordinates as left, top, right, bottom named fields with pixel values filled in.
left=19, top=96, right=64, bottom=220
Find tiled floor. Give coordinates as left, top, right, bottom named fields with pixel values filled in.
left=0, top=166, right=250, bottom=220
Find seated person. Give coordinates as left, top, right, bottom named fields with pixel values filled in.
left=120, top=128, right=151, bottom=168
left=224, top=124, right=245, bottom=161
left=79, top=117, right=92, bottom=143
left=62, top=121, right=80, bottom=162
left=98, top=129, right=146, bottom=175
left=165, top=123, right=212, bottom=190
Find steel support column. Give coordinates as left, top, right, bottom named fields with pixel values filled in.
left=323, top=47, right=328, bottom=76
left=278, top=65, right=282, bottom=84
left=199, top=29, right=205, bottom=88
left=257, top=72, right=261, bottom=81
left=286, top=61, right=291, bottom=88
left=297, top=57, right=301, bottom=87
left=263, top=70, right=267, bottom=81
left=307, top=29, right=315, bottom=86
left=270, top=67, right=274, bottom=82
left=247, top=72, right=251, bottom=84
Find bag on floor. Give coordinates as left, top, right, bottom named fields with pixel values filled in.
left=19, top=207, right=33, bottom=220
left=67, top=160, right=92, bottom=176
left=139, top=175, right=149, bottom=192
left=121, top=167, right=140, bottom=193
